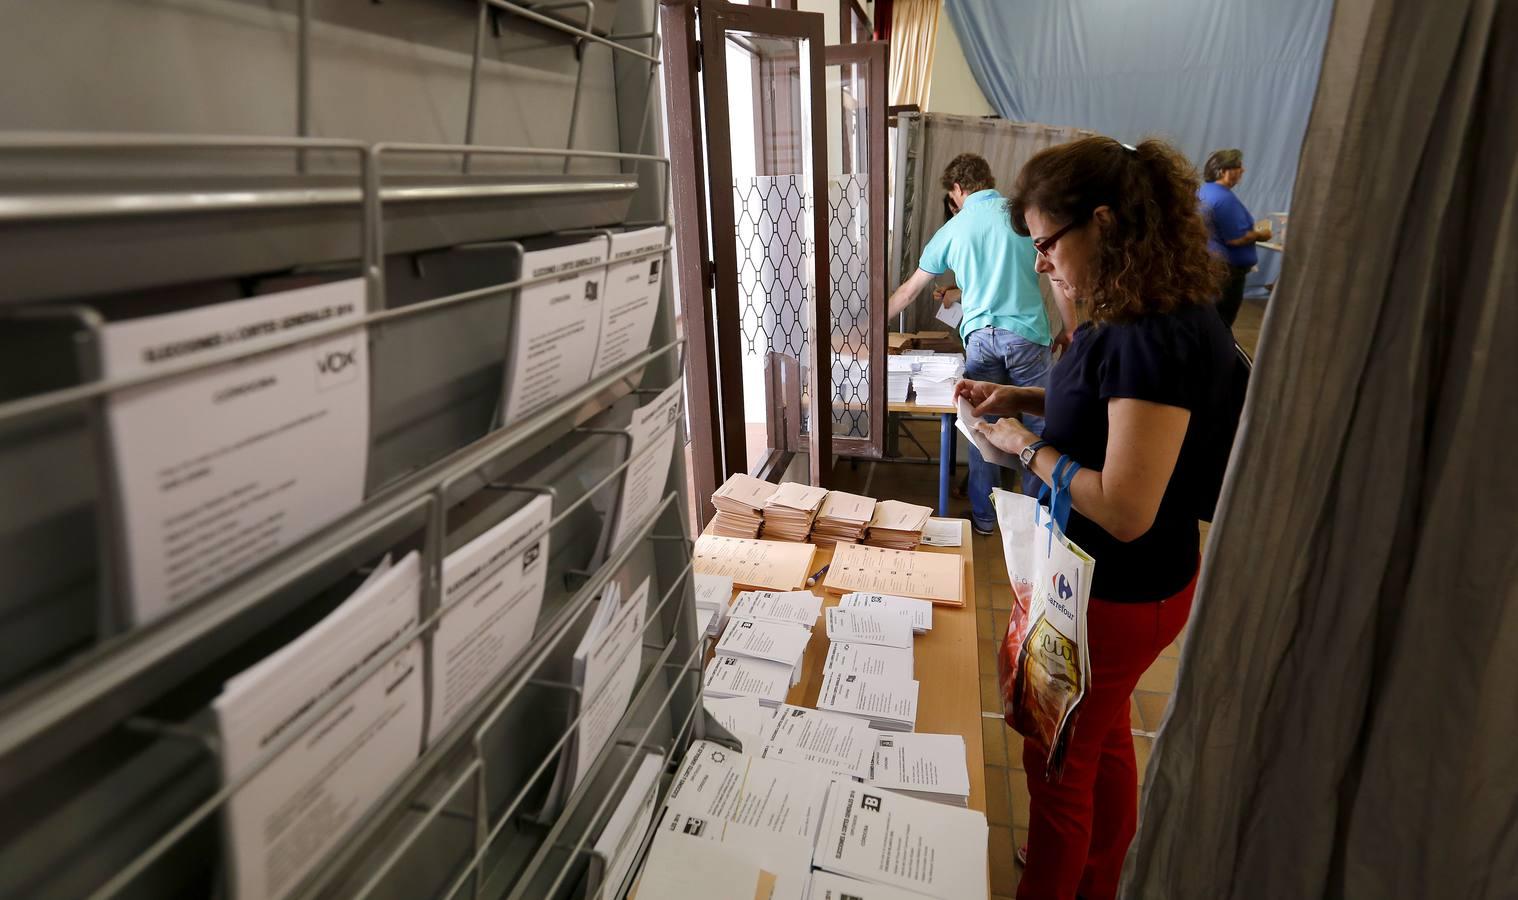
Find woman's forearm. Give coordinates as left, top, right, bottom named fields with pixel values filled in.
left=1022, top=446, right=1140, bottom=539
left=1018, top=386, right=1047, bottom=417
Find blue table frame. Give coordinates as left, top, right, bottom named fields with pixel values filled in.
left=888, top=399, right=958, bottom=517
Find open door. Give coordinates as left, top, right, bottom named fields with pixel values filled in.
left=823, top=40, right=888, bottom=459
left=697, top=2, right=833, bottom=487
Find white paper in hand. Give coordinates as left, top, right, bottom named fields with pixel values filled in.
left=934, top=301, right=964, bottom=329
left=955, top=395, right=1020, bottom=468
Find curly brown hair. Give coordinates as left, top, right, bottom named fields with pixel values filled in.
left=1008, top=137, right=1225, bottom=324
left=940, top=153, right=995, bottom=193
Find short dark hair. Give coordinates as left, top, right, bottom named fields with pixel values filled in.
left=1203, top=148, right=1244, bottom=182
left=940, top=153, right=994, bottom=193
left=1009, top=136, right=1225, bottom=325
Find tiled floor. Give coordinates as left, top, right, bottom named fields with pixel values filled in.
left=827, top=300, right=1263, bottom=898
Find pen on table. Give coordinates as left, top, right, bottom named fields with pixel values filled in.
left=806, top=564, right=830, bottom=587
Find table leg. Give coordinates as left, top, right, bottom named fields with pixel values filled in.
left=939, top=413, right=955, bottom=517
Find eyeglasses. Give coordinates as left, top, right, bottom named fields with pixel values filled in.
left=1033, top=217, right=1085, bottom=257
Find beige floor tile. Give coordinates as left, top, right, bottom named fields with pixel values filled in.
left=989, top=825, right=1019, bottom=896
left=1136, top=655, right=1180, bottom=693
left=977, top=608, right=994, bottom=639
left=978, top=638, right=999, bottom=675
left=980, top=675, right=1001, bottom=714
left=1129, top=698, right=1144, bottom=731
left=1134, top=734, right=1154, bottom=785
left=982, top=716, right=1008, bottom=764
left=990, top=556, right=1012, bottom=585
left=1133, top=691, right=1170, bottom=733
left=1009, top=769, right=1032, bottom=828
left=1007, top=729, right=1025, bottom=770
left=985, top=765, right=1013, bottom=826
left=1014, top=826, right=1030, bottom=855
left=988, top=581, right=1013, bottom=611
left=992, top=608, right=1010, bottom=639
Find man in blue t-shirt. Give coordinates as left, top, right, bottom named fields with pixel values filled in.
left=1198, top=148, right=1272, bottom=328
left=887, top=153, right=1067, bottom=533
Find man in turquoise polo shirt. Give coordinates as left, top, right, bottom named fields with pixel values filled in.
left=887, top=153, right=1064, bottom=533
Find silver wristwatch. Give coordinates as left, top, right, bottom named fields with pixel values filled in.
left=1019, top=439, right=1049, bottom=468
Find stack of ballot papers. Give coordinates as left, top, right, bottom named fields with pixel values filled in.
left=703, top=694, right=776, bottom=751
left=588, top=751, right=664, bottom=900
left=810, top=491, right=877, bottom=546
left=825, top=606, right=914, bottom=649
left=710, top=473, right=777, bottom=538
left=757, top=704, right=877, bottom=780
left=817, top=669, right=919, bottom=732
left=716, top=617, right=812, bottom=684
left=649, top=741, right=832, bottom=900
left=869, top=732, right=971, bottom=806
left=703, top=654, right=794, bottom=708
left=812, top=778, right=989, bottom=899
left=807, top=872, right=933, bottom=900
left=693, top=572, right=735, bottom=638
left=559, top=578, right=651, bottom=799
left=822, top=641, right=913, bottom=679
left=760, top=481, right=829, bottom=541
left=886, top=355, right=914, bottom=403
left=864, top=499, right=932, bottom=550
left=730, top=589, right=823, bottom=629
left=837, top=592, right=933, bottom=634
left=908, top=352, right=964, bottom=407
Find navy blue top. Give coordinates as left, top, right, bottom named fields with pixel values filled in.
left=1198, top=181, right=1258, bottom=268
left=1040, top=303, right=1237, bottom=602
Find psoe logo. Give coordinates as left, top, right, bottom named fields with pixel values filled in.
left=313, top=338, right=361, bottom=391
left=1052, top=572, right=1073, bottom=601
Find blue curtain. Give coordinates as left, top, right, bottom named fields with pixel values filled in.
left=943, top=0, right=1334, bottom=295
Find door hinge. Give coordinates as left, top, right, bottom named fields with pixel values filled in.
left=707, top=260, right=717, bottom=290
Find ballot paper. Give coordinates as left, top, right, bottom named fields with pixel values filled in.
left=811, top=491, right=877, bottom=547
left=759, top=705, right=877, bottom=780
left=694, top=572, right=735, bottom=636
left=869, top=733, right=971, bottom=806
left=908, top=353, right=963, bottom=407
left=954, top=395, right=1020, bottom=468
left=837, top=592, right=933, bottom=634
left=813, top=779, right=989, bottom=899
left=717, top=617, right=813, bottom=667
left=920, top=517, right=964, bottom=548
left=694, top=533, right=817, bottom=591
left=933, top=301, right=964, bottom=329
left=610, top=379, right=683, bottom=549
left=571, top=578, right=652, bottom=789
left=822, top=642, right=914, bottom=679
left=761, top=481, right=829, bottom=542
left=501, top=237, right=609, bottom=425
left=591, top=226, right=667, bottom=379
left=806, top=872, right=930, bottom=900
left=710, top=473, right=779, bottom=538
left=590, top=752, right=663, bottom=900
left=703, top=654, right=794, bottom=707
left=824, top=543, right=963, bottom=607
left=637, top=810, right=804, bottom=900
left=817, top=670, right=919, bottom=732
left=695, top=605, right=718, bottom=639
left=730, top=590, right=824, bottom=629
left=429, top=494, right=551, bottom=744
left=664, top=741, right=830, bottom=844
left=886, top=356, right=913, bottom=404
left=214, top=551, right=423, bottom=900
left=100, top=279, right=369, bottom=625
left=824, top=607, right=914, bottom=649
left=863, top=499, right=932, bottom=551
left=704, top=694, right=771, bottom=751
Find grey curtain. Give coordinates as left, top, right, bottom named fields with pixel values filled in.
left=888, top=113, right=1093, bottom=334
left=1125, top=0, right=1518, bottom=897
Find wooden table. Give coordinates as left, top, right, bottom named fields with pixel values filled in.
left=887, top=396, right=959, bottom=517
left=784, top=520, right=986, bottom=815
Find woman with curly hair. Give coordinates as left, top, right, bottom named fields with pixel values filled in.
left=955, top=137, right=1236, bottom=900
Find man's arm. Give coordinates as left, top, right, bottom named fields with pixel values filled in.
left=887, top=268, right=939, bottom=318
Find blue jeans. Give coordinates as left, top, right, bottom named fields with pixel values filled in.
left=964, top=327, right=1052, bottom=529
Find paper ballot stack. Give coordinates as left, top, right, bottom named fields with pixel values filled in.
left=869, top=732, right=971, bottom=806
left=761, top=482, right=829, bottom=541
left=886, top=355, right=913, bottom=403
left=817, top=670, right=919, bottom=732
left=730, top=590, right=823, bottom=629
left=694, top=572, right=735, bottom=637
left=908, top=353, right=964, bottom=407
left=813, top=778, right=989, bottom=899
left=710, top=473, right=778, bottom=538
left=810, top=491, right=876, bottom=547
left=864, top=499, right=932, bottom=550
left=758, top=704, right=877, bottom=780
left=822, top=641, right=913, bottom=679
left=704, top=654, right=794, bottom=708
left=807, top=872, right=931, bottom=900
left=825, top=607, right=914, bottom=649
left=837, top=592, right=933, bottom=634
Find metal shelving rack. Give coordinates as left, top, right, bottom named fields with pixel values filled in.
left=0, top=2, right=704, bottom=898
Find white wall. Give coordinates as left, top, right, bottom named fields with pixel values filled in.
left=926, top=9, right=995, bottom=116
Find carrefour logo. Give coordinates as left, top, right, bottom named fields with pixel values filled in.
left=1052, top=572, right=1073, bottom=601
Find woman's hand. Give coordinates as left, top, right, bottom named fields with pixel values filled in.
left=974, top=417, right=1038, bottom=457
left=953, top=379, right=1026, bottom=417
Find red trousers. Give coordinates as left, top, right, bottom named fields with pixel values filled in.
left=1016, top=572, right=1197, bottom=900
